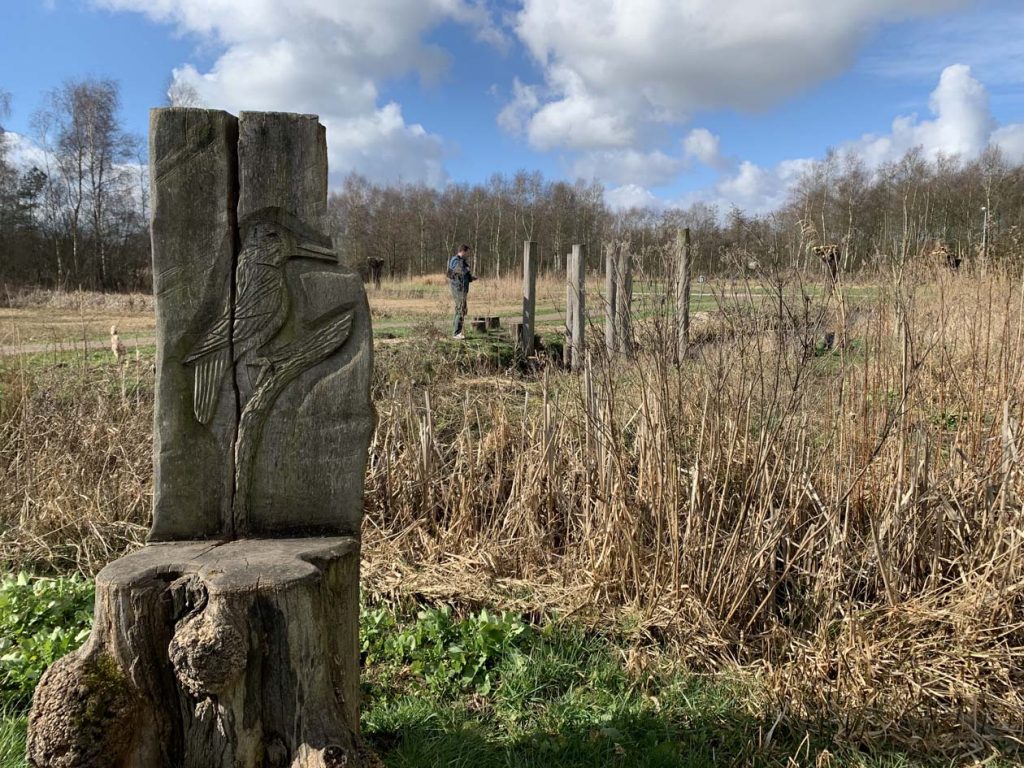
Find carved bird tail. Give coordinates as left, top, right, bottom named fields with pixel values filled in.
left=191, top=347, right=230, bottom=424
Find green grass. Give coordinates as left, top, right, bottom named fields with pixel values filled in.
left=358, top=607, right=955, bottom=768
left=0, top=345, right=156, bottom=371
left=1, top=574, right=1005, bottom=767
left=0, top=712, right=26, bottom=768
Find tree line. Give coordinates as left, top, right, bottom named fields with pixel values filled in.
left=0, top=79, right=148, bottom=291
left=3, top=78, right=1024, bottom=292
left=330, top=144, right=1024, bottom=282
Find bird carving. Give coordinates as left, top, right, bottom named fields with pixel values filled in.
left=185, top=208, right=338, bottom=424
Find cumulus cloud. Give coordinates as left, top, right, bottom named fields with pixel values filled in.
left=712, top=157, right=815, bottom=213
left=94, top=0, right=503, bottom=186
left=683, top=128, right=723, bottom=169
left=569, top=127, right=726, bottom=190
left=571, top=147, right=683, bottom=188
left=525, top=66, right=633, bottom=150
left=2, top=132, right=51, bottom=170
left=496, top=78, right=540, bottom=135
left=992, top=125, right=1024, bottom=165
left=604, top=183, right=663, bottom=212
left=849, top=64, right=995, bottom=166
left=705, top=65, right=1024, bottom=214
left=507, top=0, right=967, bottom=153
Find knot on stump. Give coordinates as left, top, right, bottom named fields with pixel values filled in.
left=26, top=652, right=139, bottom=768
left=323, top=745, right=351, bottom=767
left=168, top=576, right=248, bottom=698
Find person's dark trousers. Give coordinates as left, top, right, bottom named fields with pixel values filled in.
left=450, top=281, right=467, bottom=335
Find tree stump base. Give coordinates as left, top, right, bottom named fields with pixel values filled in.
left=27, top=538, right=366, bottom=768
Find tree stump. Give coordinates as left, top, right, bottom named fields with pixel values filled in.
left=471, top=317, right=488, bottom=333
left=486, top=316, right=500, bottom=330
left=27, top=538, right=365, bottom=768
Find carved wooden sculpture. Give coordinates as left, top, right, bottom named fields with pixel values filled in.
left=27, top=109, right=374, bottom=768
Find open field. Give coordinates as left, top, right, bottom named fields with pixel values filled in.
left=0, top=274, right=834, bottom=355
left=1, top=267, right=1022, bottom=765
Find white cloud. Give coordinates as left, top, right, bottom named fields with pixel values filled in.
left=525, top=66, right=633, bottom=150
left=582, top=61, right=1024, bottom=217
left=508, top=0, right=967, bottom=153
left=2, top=132, right=50, bottom=170
left=94, top=0, right=503, bottom=186
left=571, top=147, right=682, bottom=188
left=709, top=157, right=814, bottom=214
left=605, top=183, right=663, bottom=212
left=717, top=161, right=771, bottom=202
left=568, top=128, right=726, bottom=190
left=706, top=65, right=1024, bottom=215
left=496, top=78, right=539, bottom=135
left=992, top=124, right=1024, bottom=165
left=848, top=64, right=995, bottom=166
left=683, top=128, right=723, bottom=168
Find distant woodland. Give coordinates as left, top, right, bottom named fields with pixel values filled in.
left=3, top=78, right=1024, bottom=292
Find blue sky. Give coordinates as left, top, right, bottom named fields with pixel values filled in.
left=2, top=0, right=1023, bottom=212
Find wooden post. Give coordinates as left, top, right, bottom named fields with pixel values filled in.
left=565, top=253, right=575, bottom=367
left=564, top=244, right=586, bottom=371
left=521, top=240, right=537, bottom=354
left=675, top=227, right=691, bottom=364
left=564, top=251, right=574, bottom=364
left=605, top=243, right=617, bottom=355
left=615, top=245, right=633, bottom=357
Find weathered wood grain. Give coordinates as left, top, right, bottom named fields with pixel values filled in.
left=149, top=108, right=239, bottom=541
left=235, top=112, right=374, bottom=537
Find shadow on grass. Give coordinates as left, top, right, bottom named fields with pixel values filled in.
left=364, top=699, right=929, bottom=768
left=369, top=708, right=758, bottom=768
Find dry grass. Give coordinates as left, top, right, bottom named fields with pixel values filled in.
left=1, top=265, right=1022, bottom=760
left=0, top=357, right=151, bottom=571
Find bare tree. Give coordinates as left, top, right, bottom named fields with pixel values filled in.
left=166, top=79, right=204, bottom=108
left=33, top=78, right=138, bottom=289
left=0, top=89, right=17, bottom=251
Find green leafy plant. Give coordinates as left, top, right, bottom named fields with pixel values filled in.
left=361, top=603, right=529, bottom=696
left=0, top=573, right=93, bottom=706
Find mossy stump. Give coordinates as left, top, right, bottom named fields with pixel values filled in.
left=27, top=539, right=364, bottom=768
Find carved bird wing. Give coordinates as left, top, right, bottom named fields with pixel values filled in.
left=262, top=308, right=353, bottom=368
left=231, top=264, right=285, bottom=355
left=183, top=306, right=232, bottom=425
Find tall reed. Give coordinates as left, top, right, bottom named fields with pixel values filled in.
left=1, top=264, right=1021, bottom=756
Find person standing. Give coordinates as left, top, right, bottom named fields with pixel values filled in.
left=447, top=244, right=474, bottom=339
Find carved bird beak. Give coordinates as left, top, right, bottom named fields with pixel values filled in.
left=294, top=240, right=338, bottom=263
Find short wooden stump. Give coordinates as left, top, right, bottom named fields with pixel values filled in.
left=27, top=538, right=365, bottom=768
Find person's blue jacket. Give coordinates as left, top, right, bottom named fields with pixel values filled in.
left=448, top=253, right=472, bottom=291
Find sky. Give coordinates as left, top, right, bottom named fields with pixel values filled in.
left=1, top=0, right=1023, bottom=213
